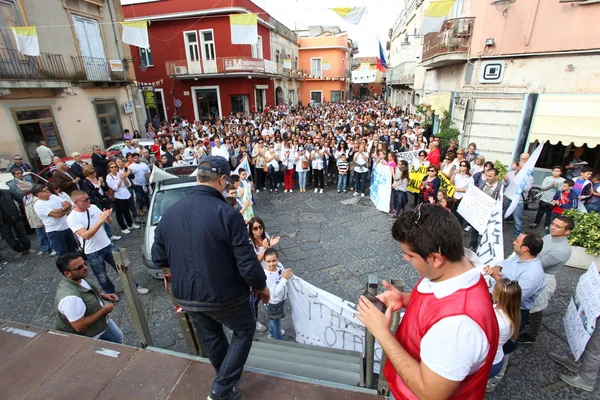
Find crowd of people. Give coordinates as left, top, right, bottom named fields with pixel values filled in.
left=0, top=98, right=599, bottom=400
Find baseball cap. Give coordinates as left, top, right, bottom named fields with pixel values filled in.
left=196, top=156, right=231, bottom=175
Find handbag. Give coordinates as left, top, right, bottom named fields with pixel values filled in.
left=76, top=209, right=91, bottom=261
left=302, top=159, right=309, bottom=169
left=263, top=164, right=269, bottom=172
left=266, top=301, right=285, bottom=320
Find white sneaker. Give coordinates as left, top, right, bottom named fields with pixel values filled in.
left=50, top=251, right=57, bottom=257
left=314, top=188, right=318, bottom=193
left=319, top=189, right=323, bottom=193
left=361, top=193, right=365, bottom=198
left=289, top=189, right=293, bottom=193
left=281, top=329, right=286, bottom=336
left=121, top=229, right=131, bottom=235
left=256, top=189, right=260, bottom=193
left=130, top=224, right=140, bottom=230
left=37, top=250, right=45, bottom=256
left=284, top=190, right=288, bottom=193
left=256, top=321, right=267, bottom=332
left=26, top=249, right=37, bottom=254
left=137, top=287, right=149, bottom=295
left=464, top=226, right=472, bottom=232
left=353, top=192, right=359, bottom=197
left=110, top=235, right=122, bottom=241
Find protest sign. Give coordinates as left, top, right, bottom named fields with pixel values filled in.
left=288, top=276, right=383, bottom=373
left=457, top=186, right=497, bottom=233
left=564, top=262, right=600, bottom=360
left=407, top=166, right=455, bottom=197
left=396, top=150, right=420, bottom=166
left=476, top=191, right=504, bottom=290
left=370, top=162, right=392, bottom=213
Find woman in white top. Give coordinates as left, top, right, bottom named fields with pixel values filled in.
left=311, top=143, right=325, bottom=193
left=183, top=139, right=197, bottom=164
left=295, top=147, right=310, bottom=192
left=411, top=150, right=430, bottom=172
left=279, top=141, right=295, bottom=193
left=471, top=155, right=485, bottom=176
left=106, top=161, right=139, bottom=234
left=441, top=152, right=457, bottom=179
left=265, top=143, right=280, bottom=193
left=451, top=160, right=474, bottom=227
left=489, top=278, right=522, bottom=379
left=353, top=142, right=370, bottom=198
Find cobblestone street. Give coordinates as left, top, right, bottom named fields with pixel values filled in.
left=0, top=188, right=598, bottom=399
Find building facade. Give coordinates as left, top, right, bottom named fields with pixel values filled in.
left=122, top=0, right=300, bottom=121
left=296, top=26, right=357, bottom=105
left=351, top=57, right=385, bottom=99
left=0, top=0, right=140, bottom=171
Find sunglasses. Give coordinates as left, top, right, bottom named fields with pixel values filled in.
left=109, top=166, right=118, bottom=169
left=252, top=226, right=264, bottom=231
left=39, top=187, right=49, bottom=192
left=503, top=279, right=518, bottom=293
left=460, top=164, right=468, bottom=167
left=68, top=263, right=86, bottom=272
left=15, top=158, right=23, bottom=161
left=428, top=169, right=435, bottom=172
left=75, top=197, right=91, bottom=203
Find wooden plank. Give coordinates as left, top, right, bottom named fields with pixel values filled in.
left=26, top=340, right=138, bottom=400
left=166, top=361, right=214, bottom=399
left=0, top=322, right=45, bottom=364
left=0, top=331, right=89, bottom=400
left=95, top=350, right=190, bottom=400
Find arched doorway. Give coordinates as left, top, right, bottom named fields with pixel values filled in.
left=275, top=86, right=284, bottom=106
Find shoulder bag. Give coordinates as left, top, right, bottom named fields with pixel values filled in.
left=76, top=209, right=91, bottom=261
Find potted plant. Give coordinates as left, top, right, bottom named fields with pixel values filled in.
left=563, top=209, right=600, bottom=269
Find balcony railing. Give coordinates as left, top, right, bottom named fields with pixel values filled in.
left=0, top=48, right=68, bottom=81
left=387, top=61, right=416, bottom=85
left=422, top=17, right=475, bottom=61
left=71, top=56, right=129, bottom=82
left=167, top=57, right=277, bottom=77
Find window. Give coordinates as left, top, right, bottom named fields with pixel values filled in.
left=310, top=91, right=322, bottom=104
left=94, top=100, right=123, bottom=147
left=202, top=31, right=216, bottom=60
left=140, top=47, right=153, bottom=67
left=331, top=90, right=343, bottom=103
left=252, top=35, right=263, bottom=59
left=275, top=50, right=280, bottom=63
left=311, top=58, right=322, bottom=77
left=0, top=0, right=22, bottom=50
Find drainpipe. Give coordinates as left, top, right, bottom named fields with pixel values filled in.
left=107, top=0, right=139, bottom=133
left=524, top=0, right=541, bottom=47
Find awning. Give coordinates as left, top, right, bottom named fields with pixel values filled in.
left=529, top=94, right=600, bottom=147
left=420, top=91, right=451, bottom=116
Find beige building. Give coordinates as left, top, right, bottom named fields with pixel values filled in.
left=0, top=0, right=141, bottom=171
left=388, top=0, right=600, bottom=168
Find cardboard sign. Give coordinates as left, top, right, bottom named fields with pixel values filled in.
left=370, top=163, right=392, bottom=213
left=458, top=186, right=497, bottom=233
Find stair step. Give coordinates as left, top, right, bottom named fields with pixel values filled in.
left=249, top=345, right=361, bottom=374
left=245, top=354, right=362, bottom=387
left=252, top=340, right=362, bottom=364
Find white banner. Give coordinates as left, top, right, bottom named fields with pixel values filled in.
left=458, top=186, right=497, bottom=233
left=288, top=277, right=382, bottom=373
left=477, top=190, right=504, bottom=271
left=233, top=156, right=251, bottom=177
left=564, top=262, right=600, bottom=360
left=395, top=150, right=420, bottom=166
left=504, top=143, right=543, bottom=218
left=370, top=163, right=392, bottom=213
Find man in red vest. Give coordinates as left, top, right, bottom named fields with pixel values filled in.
left=357, top=204, right=499, bottom=399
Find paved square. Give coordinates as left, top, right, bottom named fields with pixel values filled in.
left=0, top=188, right=597, bottom=399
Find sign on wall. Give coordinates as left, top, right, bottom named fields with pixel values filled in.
left=224, top=58, right=265, bottom=72
left=109, top=60, right=123, bottom=72
left=479, top=60, right=505, bottom=84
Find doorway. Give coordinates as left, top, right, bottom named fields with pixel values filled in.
left=255, top=88, right=266, bottom=112
left=231, top=95, right=249, bottom=114
left=275, top=87, right=284, bottom=106
left=193, top=86, right=221, bottom=120
left=72, top=15, right=109, bottom=81
left=11, top=107, right=65, bottom=170
left=94, top=100, right=123, bottom=148
left=184, top=31, right=201, bottom=74
left=199, top=30, right=216, bottom=73
left=359, top=87, right=369, bottom=97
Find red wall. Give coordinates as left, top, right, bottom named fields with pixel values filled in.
left=124, top=0, right=274, bottom=120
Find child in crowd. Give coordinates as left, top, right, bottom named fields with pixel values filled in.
left=587, top=173, right=600, bottom=213
left=572, top=166, right=593, bottom=203
left=263, top=248, right=293, bottom=340
left=236, top=169, right=254, bottom=220
left=530, top=165, right=565, bottom=230
left=551, top=179, right=578, bottom=222
left=337, top=153, right=349, bottom=193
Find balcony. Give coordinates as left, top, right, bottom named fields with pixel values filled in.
left=421, top=17, right=475, bottom=69
left=71, top=56, right=130, bottom=85
left=0, top=48, right=70, bottom=89
left=167, top=57, right=284, bottom=79
left=387, top=61, right=415, bottom=86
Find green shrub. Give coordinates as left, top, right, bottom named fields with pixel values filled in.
left=493, top=161, right=508, bottom=181
left=563, top=209, right=600, bottom=256
left=436, top=110, right=460, bottom=148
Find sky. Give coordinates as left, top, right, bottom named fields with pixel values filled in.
left=251, top=0, right=404, bottom=58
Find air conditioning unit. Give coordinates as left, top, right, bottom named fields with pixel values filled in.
left=174, top=66, right=188, bottom=75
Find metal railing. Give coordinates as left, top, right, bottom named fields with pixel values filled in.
left=422, top=17, right=475, bottom=61
left=71, top=56, right=129, bottom=82
left=386, top=61, right=416, bottom=85
left=0, top=48, right=68, bottom=80
left=167, top=57, right=271, bottom=77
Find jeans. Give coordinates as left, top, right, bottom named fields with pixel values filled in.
left=392, top=189, right=408, bottom=215
left=269, top=318, right=284, bottom=340
left=297, top=171, right=307, bottom=189
left=337, top=174, right=348, bottom=191
left=35, top=227, right=51, bottom=253
left=355, top=171, right=367, bottom=194
left=587, top=203, right=600, bottom=214
left=489, top=359, right=504, bottom=378
left=534, top=200, right=553, bottom=227
left=46, top=229, right=77, bottom=256
left=187, top=300, right=256, bottom=397
left=104, top=222, right=114, bottom=238
left=98, top=318, right=124, bottom=344
left=0, top=219, right=31, bottom=253
left=86, top=243, right=118, bottom=294
left=313, top=169, right=324, bottom=189
left=512, top=200, right=524, bottom=237
left=114, top=198, right=133, bottom=230
left=579, top=317, right=600, bottom=386
left=133, top=185, right=150, bottom=211
left=268, top=165, right=278, bottom=190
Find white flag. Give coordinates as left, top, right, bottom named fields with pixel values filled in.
left=330, top=7, right=367, bottom=25
left=11, top=27, right=39, bottom=56
left=230, top=14, right=257, bottom=45
left=121, top=21, right=149, bottom=49
left=504, top=143, right=544, bottom=218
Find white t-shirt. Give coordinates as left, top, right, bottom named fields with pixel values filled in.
left=67, top=205, right=111, bottom=254
left=36, top=145, right=54, bottom=165
left=34, top=194, right=70, bottom=232
left=265, top=263, right=288, bottom=305
left=417, top=266, right=490, bottom=382
left=453, top=173, right=474, bottom=200
left=106, top=173, right=131, bottom=200
left=57, top=279, right=105, bottom=339
left=128, top=162, right=151, bottom=186
left=493, top=307, right=513, bottom=365
left=211, top=145, right=229, bottom=160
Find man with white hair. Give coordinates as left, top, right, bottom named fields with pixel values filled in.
left=52, top=162, right=80, bottom=196
left=70, top=152, right=88, bottom=180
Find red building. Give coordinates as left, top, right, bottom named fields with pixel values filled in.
left=122, top=0, right=299, bottom=122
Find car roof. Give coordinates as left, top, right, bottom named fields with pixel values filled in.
left=158, top=176, right=197, bottom=189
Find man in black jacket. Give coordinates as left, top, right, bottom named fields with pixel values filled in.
left=0, top=189, right=35, bottom=259
left=152, top=156, right=269, bottom=400
left=91, top=145, right=110, bottom=179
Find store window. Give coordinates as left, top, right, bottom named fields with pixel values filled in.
left=12, top=107, right=65, bottom=169
left=94, top=100, right=123, bottom=148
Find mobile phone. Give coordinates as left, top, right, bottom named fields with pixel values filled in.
left=363, top=291, right=387, bottom=313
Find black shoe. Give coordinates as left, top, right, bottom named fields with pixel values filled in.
left=209, top=388, right=242, bottom=400
left=518, top=333, right=536, bottom=344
